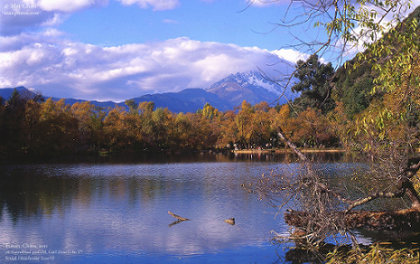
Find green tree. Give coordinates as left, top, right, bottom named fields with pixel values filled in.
left=334, top=61, right=374, bottom=119
left=201, top=102, right=219, bottom=120
left=0, top=90, right=29, bottom=157
left=125, top=99, right=138, bottom=114
left=291, top=54, right=336, bottom=114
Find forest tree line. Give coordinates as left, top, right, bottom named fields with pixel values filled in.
left=0, top=90, right=338, bottom=160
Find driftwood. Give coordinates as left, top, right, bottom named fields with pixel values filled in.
left=277, top=129, right=420, bottom=233
left=168, top=211, right=189, bottom=221
left=168, top=211, right=190, bottom=227
left=224, top=218, right=235, bottom=225
left=167, top=211, right=237, bottom=227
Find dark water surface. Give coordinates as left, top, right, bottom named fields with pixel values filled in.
left=0, top=153, right=370, bottom=263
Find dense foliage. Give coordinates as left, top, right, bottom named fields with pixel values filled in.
left=0, top=89, right=341, bottom=161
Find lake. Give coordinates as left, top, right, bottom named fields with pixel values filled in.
left=0, top=153, right=381, bottom=263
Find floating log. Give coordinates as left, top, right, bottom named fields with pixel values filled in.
left=168, top=211, right=190, bottom=221
left=284, top=208, right=420, bottom=231
left=224, top=218, right=235, bottom=225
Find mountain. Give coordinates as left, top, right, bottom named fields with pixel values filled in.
left=0, top=86, right=38, bottom=100
left=0, top=86, right=121, bottom=108
left=207, top=71, right=298, bottom=107
left=0, top=70, right=298, bottom=112
left=130, top=88, right=232, bottom=112
left=0, top=86, right=229, bottom=112
left=53, top=98, right=121, bottom=109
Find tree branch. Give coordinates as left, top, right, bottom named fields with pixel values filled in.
left=345, top=189, right=405, bottom=212
left=277, top=127, right=420, bottom=211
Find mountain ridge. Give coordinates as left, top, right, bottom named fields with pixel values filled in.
left=0, top=71, right=297, bottom=112
left=207, top=71, right=296, bottom=106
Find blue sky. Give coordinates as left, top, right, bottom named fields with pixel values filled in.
left=0, top=0, right=418, bottom=101
left=58, top=1, right=309, bottom=50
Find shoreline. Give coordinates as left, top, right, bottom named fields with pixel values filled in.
left=232, top=148, right=346, bottom=154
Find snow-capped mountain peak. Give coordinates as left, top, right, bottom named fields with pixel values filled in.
left=206, top=70, right=297, bottom=106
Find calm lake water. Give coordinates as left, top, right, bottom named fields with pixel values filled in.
left=0, top=153, right=389, bottom=263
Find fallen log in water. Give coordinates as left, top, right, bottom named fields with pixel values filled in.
left=284, top=208, right=420, bottom=231
left=168, top=211, right=190, bottom=221
left=224, top=218, right=235, bottom=225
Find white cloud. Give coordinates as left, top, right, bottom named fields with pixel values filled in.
left=247, top=0, right=289, bottom=7
left=162, top=18, right=178, bottom=24
left=117, top=0, right=179, bottom=11
left=0, top=33, right=293, bottom=101
left=271, top=49, right=309, bottom=64
left=272, top=49, right=328, bottom=65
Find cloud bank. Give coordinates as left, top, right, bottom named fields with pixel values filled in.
left=0, top=32, right=295, bottom=101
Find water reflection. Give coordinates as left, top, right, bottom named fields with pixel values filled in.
left=231, top=151, right=348, bottom=163
left=11, top=151, right=349, bottom=165
left=0, top=155, right=378, bottom=263
left=1, top=162, right=292, bottom=262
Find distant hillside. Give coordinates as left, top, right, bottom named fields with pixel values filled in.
left=0, top=86, right=39, bottom=100
left=0, top=87, right=122, bottom=109
left=131, top=88, right=232, bottom=112
left=52, top=98, right=121, bottom=109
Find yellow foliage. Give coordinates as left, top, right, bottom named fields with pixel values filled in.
left=326, top=244, right=419, bottom=264
left=414, top=170, right=420, bottom=194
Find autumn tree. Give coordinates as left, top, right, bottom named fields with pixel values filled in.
left=71, top=102, right=106, bottom=152
left=37, top=98, right=78, bottom=155
left=201, top=102, right=219, bottom=120
left=250, top=102, right=272, bottom=147
left=174, top=113, right=193, bottom=149
left=103, top=106, right=131, bottom=152
left=216, top=110, right=238, bottom=149
left=125, top=99, right=138, bottom=113
left=235, top=100, right=253, bottom=148
left=150, top=108, right=172, bottom=149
